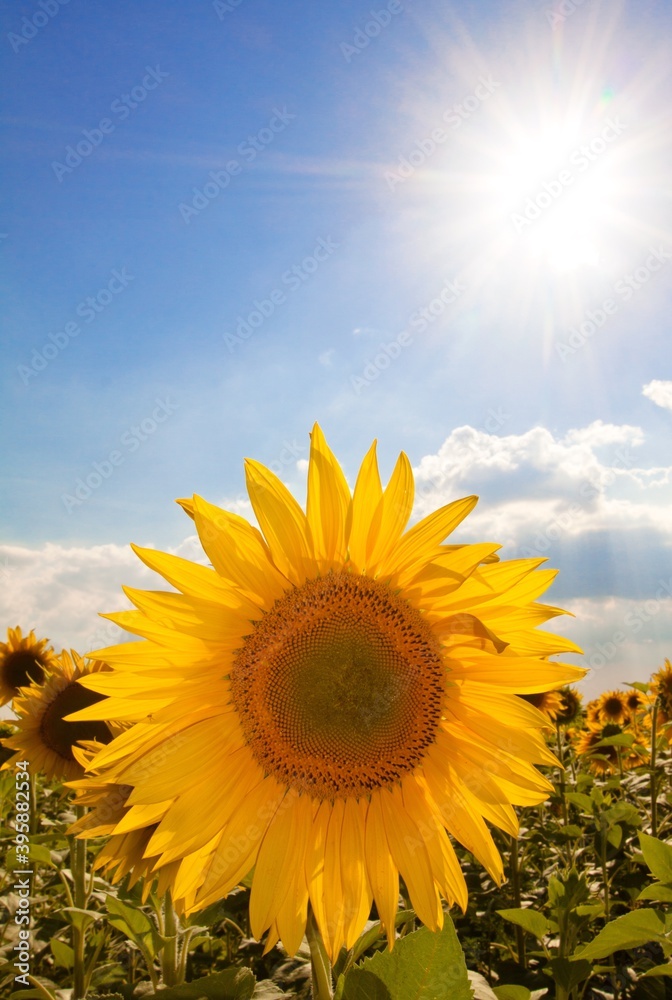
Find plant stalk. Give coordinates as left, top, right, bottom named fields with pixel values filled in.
left=68, top=806, right=88, bottom=1000
left=306, top=905, right=333, bottom=1000
left=162, top=889, right=179, bottom=986
left=509, top=833, right=526, bottom=969
left=651, top=700, right=659, bottom=837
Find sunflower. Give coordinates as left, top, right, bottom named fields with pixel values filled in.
left=574, top=722, right=647, bottom=776
left=71, top=424, right=584, bottom=959
left=651, top=659, right=672, bottom=724
left=68, top=746, right=188, bottom=902
left=1, top=650, right=114, bottom=781
left=0, top=626, right=56, bottom=707
left=519, top=690, right=565, bottom=723
left=596, top=689, right=630, bottom=727
left=555, top=686, right=583, bottom=725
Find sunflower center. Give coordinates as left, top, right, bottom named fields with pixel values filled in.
left=39, top=683, right=112, bottom=762
left=603, top=697, right=623, bottom=717
left=230, top=572, right=445, bottom=799
left=4, top=650, right=46, bottom=691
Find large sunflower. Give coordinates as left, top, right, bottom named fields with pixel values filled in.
left=71, top=424, right=584, bottom=958
left=0, top=626, right=56, bottom=706
left=1, top=650, right=114, bottom=780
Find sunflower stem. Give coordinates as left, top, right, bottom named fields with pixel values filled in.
left=556, top=721, right=568, bottom=827
left=651, top=700, right=659, bottom=837
left=162, top=888, right=179, bottom=986
left=68, top=806, right=88, bottom=1000
left=509, top=832, right=526, bottom=969
left=307, top=905, right=333, bottom=1000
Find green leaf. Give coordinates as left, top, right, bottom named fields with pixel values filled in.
left=555, top=824, right=584, bottom=840
left=641, top=963, right=672, bottom=978
left=497, top=908, right=550, bottom=940
left=594, top=734, right=635, bottom=748
left=151, top=969, right=256, bottom=999
left=61, top=907, right=101, bottom=933
left=492, top=986, right=532, bottom=999
left=49, top=938, right=74, bottom=970
left=574, top=909, right=668, bottom=960
left=339, top=917, right=471, bottom=1000
left=639, top=834, right=672, bottom=882
left=607, top=825, right=623, bottom=849
left=549, top=957, right=592, bottom=992
left=638, top=884, right=672, bottom=903
left=564, top=792, right=594, bottom=812
left=605, top=802, right=641, bottom=827
left=105, top=895, right=162, bottom=960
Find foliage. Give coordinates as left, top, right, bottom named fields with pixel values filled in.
left=2, top=678, right=672, bottom=998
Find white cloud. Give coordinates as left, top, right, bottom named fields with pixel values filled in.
left=643, top=379, right=672, bottom=412
left=412, top=421, right=672, bottom=559
left=318, top=349, right=335, bottom=367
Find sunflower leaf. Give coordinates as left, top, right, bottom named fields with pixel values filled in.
left=146, top=968, right=256, bottom=999
left=338, top=917, right=471, bottom=999
left=497, top=908, right=550, bottom=940
left=639, top=833, right=672, bottom=882
left=105, top=894, right=163, bottom=961
left=573, top=909, right=668, bottom=960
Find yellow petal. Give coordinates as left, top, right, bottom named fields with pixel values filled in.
left=364, top=792, right=399, bottom=949
left=348, top=441, right=382, bottom=571
left=306, top=423, right=352, bottom=570
left=245, top=459, right=316, bottom=585
left=382, top=496, right=478, bottom=582
left=192, top=495, right=288, bottom=606
left=366, top=452, right=414, bottom=574
left=379, top=784, right=442, bottom=931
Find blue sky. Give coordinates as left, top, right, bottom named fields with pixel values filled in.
left=1, top=0, right=671, bottom=701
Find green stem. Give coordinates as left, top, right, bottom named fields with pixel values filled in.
left=600, top=823, right=610, bottom=923
left=68, top=806, right=88, bottom=1000
left=651, top=701, right=659, bottom=837
left=509, top=833, right=526, bottom=969
left=306, top=905, right=333, bottom=1000
left=556, top=721, right=568, bottom=826
left=162, top=889, right=179, bottom=987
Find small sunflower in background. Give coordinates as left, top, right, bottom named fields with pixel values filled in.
left=1, top=650, right=114, bottom=781
left=68, top=746, right=187, bottom=902
left=555, top=686, right=583, bottom=726
left=574, top=722, right=647, bottom=776
left=596, top=689, right=630, bottom=726
left=0, top=626, right=56, bottom=707
left=519, top=689, right=565, bottom=723
left=651, top=659, right=672, bottom=734
left=70, top=424, right=585, bottom=959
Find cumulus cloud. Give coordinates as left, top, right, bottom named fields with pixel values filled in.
left=643, top=379, right=672, bottom=412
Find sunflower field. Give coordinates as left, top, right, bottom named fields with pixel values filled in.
left=1, top=429, right=672, bottom=1000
